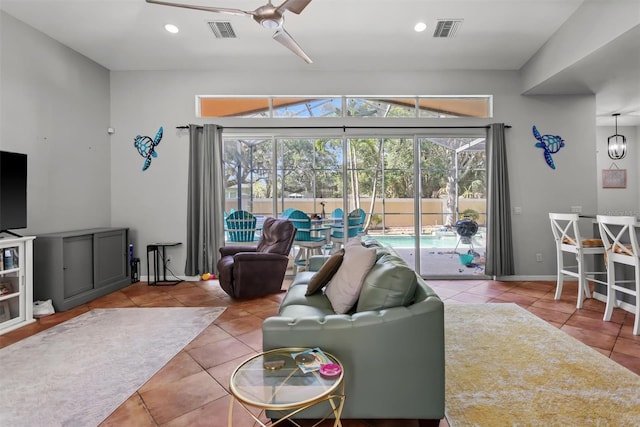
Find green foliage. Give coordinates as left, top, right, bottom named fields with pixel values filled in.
left=369, top=214, right=382, bottom=228
left=461, top=209, right=479, bottom=220
left=461, top=179, right=486, bottom=198
left=222, top=136, right=486, bottom=211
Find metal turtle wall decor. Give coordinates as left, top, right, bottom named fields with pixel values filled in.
left=134, top=126, right=163, bottom=171
left=533, top=125, right=565, bottom=170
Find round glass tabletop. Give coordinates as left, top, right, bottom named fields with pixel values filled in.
left=229, top=347, right=344, bottom=410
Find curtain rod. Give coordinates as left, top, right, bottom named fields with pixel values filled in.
left=176, top=124, right=511, bottom=130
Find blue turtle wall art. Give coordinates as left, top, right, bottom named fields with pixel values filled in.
left=134, top=126, right=163, bottom=171
left=533, top=125, right=565, bottom=169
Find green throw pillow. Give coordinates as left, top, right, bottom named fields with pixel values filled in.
left=305, top=250, right=345, bottom=296
left=356, top=254, right=418, bottom=312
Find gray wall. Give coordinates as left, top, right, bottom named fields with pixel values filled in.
left=0, top=11, right=111, bottom=234
left=109, top=70, right=599, bottom=279
left=3, top=10, right=636, bottom=280
left=596, top=125, right=640, bottom=216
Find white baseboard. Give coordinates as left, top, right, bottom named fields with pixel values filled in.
left=139, top=275, right=200, bottom=283
left=138, top=274, right=560, bottom=283
left=495, top=275, right=557, bottom=281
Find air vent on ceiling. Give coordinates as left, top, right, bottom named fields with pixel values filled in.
left=208, top=21, right=237, bottom=38
left=433, top=19, right=463, bottom=38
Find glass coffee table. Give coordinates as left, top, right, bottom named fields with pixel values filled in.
left=228, top=347, right=345, bottom=426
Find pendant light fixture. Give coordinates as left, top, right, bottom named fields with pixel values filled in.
left=607, top=113, right=627, bottom=160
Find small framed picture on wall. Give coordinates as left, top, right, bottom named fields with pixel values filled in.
left=602, top=169, right=627, bottom=189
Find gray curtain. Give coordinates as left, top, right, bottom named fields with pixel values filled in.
left=485, top=123, right=514, bottom=276
left=185, top=124, right=226, bottom=276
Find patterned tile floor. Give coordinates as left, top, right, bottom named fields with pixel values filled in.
left=1, top=278, right=639, bottom=426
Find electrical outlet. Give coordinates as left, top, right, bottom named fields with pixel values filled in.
left=570, top=206, right=582, bottom=213
left=513, top=206, right=522, bottom=215
left=536, top=253, right=543, bottom=262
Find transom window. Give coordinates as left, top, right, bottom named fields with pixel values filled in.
left=198, top=96, right=492, bottom=119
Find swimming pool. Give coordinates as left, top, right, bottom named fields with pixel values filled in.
left=370, top=234, right=456, bottom=248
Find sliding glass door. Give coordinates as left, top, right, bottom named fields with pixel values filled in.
left=222, top=138, right=275, bottom=217
left=417, top=136, right=487, bottom=276
left=222, top=132, right=487, bottom=278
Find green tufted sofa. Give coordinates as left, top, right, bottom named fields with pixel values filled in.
left=262, top=239, right=445, bottom=422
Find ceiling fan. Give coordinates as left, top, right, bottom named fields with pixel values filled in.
left=145, top=0, right=314, bottom=63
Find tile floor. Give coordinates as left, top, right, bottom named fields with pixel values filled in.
left=1, top=278, right=639, bottom=426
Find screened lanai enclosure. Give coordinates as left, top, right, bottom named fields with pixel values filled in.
left=222, top=133, right=487, bottom=278
left=214, top=96, right=490, bottom=277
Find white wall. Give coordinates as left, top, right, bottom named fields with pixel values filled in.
left=0, top=12, right=112, bottom=234
left=109, top=69, right=599, bottom=278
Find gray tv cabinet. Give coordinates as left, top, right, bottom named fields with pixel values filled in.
left=33, top=227, right=129, bottom=312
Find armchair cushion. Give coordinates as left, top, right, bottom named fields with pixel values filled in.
left=257, top=217, right=296, bottom=253
left=305, top=249, right=344, bottom=296
left=219, top=245, right=257, bottom=257
left=324, top=243, right=376, bottom=314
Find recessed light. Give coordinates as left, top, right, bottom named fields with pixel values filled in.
left=414, top=22, right=427, bottom=32
left=164, top=24, right=179, bottom=34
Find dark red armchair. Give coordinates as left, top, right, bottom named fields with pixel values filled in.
left=217, top=217, right=296, bottom=299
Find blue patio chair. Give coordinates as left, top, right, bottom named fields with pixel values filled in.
left=281, top=207, right=295, bottom=218
left=223, top=211, right=229, bottom=240
left=287, top=209, right=327, bottom=273
left=329, top=209, right=364, bottom=251
left=354, top=208, right=366, bottom=233
left=225, top=210, right=258, bottom=243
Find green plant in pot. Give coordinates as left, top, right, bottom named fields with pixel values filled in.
left=461, top=209, right=479, bottom=221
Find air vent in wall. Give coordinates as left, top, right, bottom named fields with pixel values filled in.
left=208, top=21, right=237, bottom=38
left=433, top=19, right=463, bottom=38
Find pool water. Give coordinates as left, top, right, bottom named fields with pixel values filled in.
left=371, top=234, right=484, bottom=249
left=371, top=234, right=455, bottom=248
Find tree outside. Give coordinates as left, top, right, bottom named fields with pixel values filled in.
left=223, top=135, right=485, bottom=231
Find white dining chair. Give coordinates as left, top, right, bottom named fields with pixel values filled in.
left=549, top=213, right=607, bottom=309
left=597, top=215, right=640, bottom=335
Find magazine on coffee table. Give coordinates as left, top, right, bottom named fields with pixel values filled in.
left=291, top=347, right=331, bottom=373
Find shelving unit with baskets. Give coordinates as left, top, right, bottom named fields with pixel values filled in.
left=0, top=235, right=35, bottom=334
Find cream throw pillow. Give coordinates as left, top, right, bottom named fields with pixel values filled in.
left=325, top=243, right=376, bottom=314
left=345, top=235, right=363, bottom=248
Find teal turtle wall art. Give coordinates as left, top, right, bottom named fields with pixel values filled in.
left=533, top=125, right=564, bottom=169
left=134, top=126, right=163, bottom=171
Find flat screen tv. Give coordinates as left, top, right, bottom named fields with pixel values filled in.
left=0, top=151, right=27, bottom=233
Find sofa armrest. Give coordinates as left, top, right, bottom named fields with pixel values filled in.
left=308, top=254, right=331, bottom=272
left=219, top=245, right=257, bottom=257
left=233, top=252, right=287, bottom=262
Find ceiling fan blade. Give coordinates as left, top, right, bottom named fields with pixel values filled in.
left=145, top=0, right=250, bottom=17
left=273, top=27, right=312, bottom=63
left=276, top=0, right=313, bottom=15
